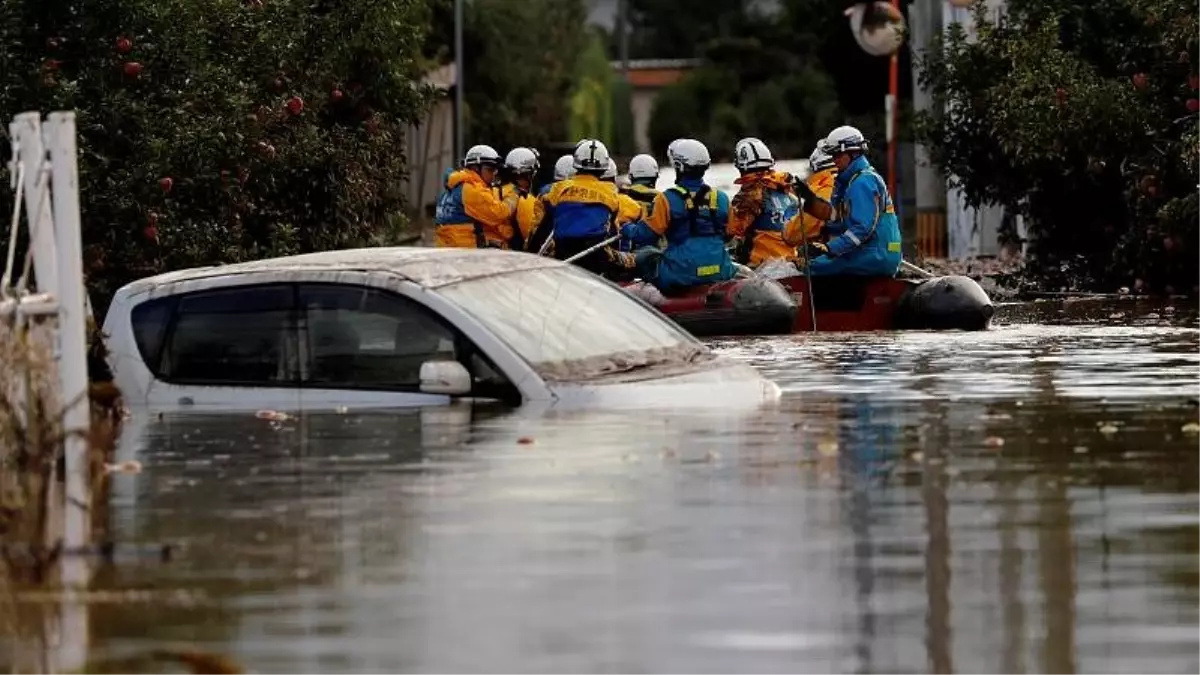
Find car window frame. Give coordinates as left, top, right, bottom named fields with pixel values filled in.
left=131, top=280, right=521, bottom=401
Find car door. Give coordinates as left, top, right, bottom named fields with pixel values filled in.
left=296, top=283, right=517, bottom=409
left=147, top=283, right=302, bottom=411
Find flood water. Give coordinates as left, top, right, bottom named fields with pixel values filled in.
left=49, top=300, right=1200, bottom=672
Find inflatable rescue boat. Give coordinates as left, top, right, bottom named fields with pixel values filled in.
left=621, top=263, right=994, bottom=336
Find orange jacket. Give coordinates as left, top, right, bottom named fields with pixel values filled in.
left=434, top=169, right=515, bottom=248
left=785, top=168, right=837, bottom=246
left=729, top=170, right=799, bottom=266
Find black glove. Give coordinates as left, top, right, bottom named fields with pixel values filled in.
left=792, top=177, right=817, bottom=203
left=804, top=241, right=829, bottom=260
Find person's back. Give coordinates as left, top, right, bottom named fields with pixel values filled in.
left=620, top=140, right=734, bottom=292
left=787, top=141, right=837, bottom=246
left=541, top=139, right=622, bottom=275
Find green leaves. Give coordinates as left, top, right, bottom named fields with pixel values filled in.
left=0, top=0, right=436, bottom=314
left=914, top=0, right=1198, bottom=293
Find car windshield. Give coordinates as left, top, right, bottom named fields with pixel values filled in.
left=435, top=266, right=708, bottom=382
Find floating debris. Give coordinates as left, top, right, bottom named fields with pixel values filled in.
left=104, top=459, right=143, bottom=474
left=910, top=451, right=925, bottom=462
left=1099, top=423, right=1120, bottom=435
left=816, top=440, right=839, bottom=457
left=984, top=436, right=1006, bottom=448
left=335, top=405, right=349, bottom=414
left=1182, top=422, right=1200, bottom=434
left=1074, top=446, right=1089, bottom=454
left=516, top=436, right=534, bottom=445
left=255, top=409, right=291, bottom=422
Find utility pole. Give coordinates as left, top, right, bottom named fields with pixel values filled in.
left=617, top=0, right=630, bottom=72
left=454, top=0, right=464, bottom=164
left=886, top=0, right=900, bottom=199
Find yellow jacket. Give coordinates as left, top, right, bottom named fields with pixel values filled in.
left=729, top=170, right=799, bottom=266
left=530, top=175, right=637, bottom=242
left=434, top=169, right=516, bottom=248
left=785, top=168, right=837, bottom=246
left=497, top=183, right=539, bottom=246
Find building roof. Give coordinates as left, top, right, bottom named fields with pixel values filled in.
left=609, top=59, right=701, bottom=89
left=117, top=247, right=566, bottom=296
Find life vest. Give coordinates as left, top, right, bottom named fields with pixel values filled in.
left=621, top=183, right=659, bottom=217
left=667, top=184, right=723, bottom=239
left=434, top=180, right=487, bottom=248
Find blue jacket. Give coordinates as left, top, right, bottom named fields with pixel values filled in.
left=623, top=176, right=735, bottom=290
left=542, top=174, right=620, bottom=239
left=810, top=154, right=902, bottom=277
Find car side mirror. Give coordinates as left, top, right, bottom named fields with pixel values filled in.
left=419, top=360, right=472, bottom=396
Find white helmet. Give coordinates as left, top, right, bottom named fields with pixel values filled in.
left=573, top=138, right=610, bottom=172
left=504, top=147, right=539, bottom=174
left=553, top=154, right=576, bottom=181
left=601, top=158, right=619, bottom=180
left=671, top=138, right=710, bottom=174
left=628, top=154, right=659, bottom=181
left=734, top=137, right=775, bottom=172
left=808, top=139, right=835, bottom=172
left=821, top=125, right=868, bottom=155
left=463, top=144, right=502, bottom=168
left=667, top=138, right=698, bottom=164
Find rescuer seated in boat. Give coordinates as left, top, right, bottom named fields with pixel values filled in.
left=727, top=137, right=801, bottom=267
left=536, top=138, right=634, bottom=277
left=618, top=139, right=736, bottom=293
left=620, top=154, right=661, bottom=218
left=497, top=147, right=541, bottom=251
left=784, top=139, right=838, bottom=247
left=434, top=145, right=519, bottom=249
left=792, top=126, right=902, bottom=277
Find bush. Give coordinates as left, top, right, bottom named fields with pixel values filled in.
left=915, top=0, right=1198, bottom=293
left=0, top=0, right=436, bottom=315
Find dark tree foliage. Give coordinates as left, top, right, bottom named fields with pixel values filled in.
left=915, top=0, right=1197, bottom=293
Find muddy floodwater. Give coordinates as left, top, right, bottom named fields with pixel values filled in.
left=52, top=299, right=1200, bottom=672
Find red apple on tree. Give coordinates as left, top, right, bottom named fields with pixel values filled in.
left=286, top=96, right=304, bottom=115
left=123, top=61, right=143, bottom=77
left=1189, top=74, right=1199, bottom=90
left=330, top=88, right=344, bottom=102
left=159, top=176, right=173, bottom=193
left=1187, top=98, right=1200, bottom=113
left=1131, top=72, right=1147, bottom=90
left=43, top=59, right=62, bottom=71
left=116, top=37, right=133, bottom=54
left=144, top=212, right=159, bottom=242
left=1054, top=87, right=1068, bottom=106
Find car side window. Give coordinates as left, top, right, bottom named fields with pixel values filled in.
left=158, top=285, right=299, bottom=385
left=130, top=295, right=177, bottom=373
left=298, top=284, right=458, bottom=390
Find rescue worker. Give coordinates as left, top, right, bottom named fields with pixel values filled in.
left=434, top=144, right=518, bottom=248
left=600, top=158, right=646, bottom=226
left=540, top=138, right=627, bottom=276
left=727, top=137, right=800, bottom=266
left=540, top=154, right=575, bottom=197
left=793, top=125, right=902, bottom=276
left=620, top=154, right=661, bottom=218
left=498, top=147, right=541, bottom=250
left=786, top=139, right=838, bottom=246
left=619, top=139, right=735, bottom=292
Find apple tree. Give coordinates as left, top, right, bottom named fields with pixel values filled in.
left=0, top=0, right=437, bottom=314
left=914, top=0, right=1198, bottom=293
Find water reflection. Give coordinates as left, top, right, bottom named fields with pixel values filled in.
left=15, top=304, right=1198, bottom=673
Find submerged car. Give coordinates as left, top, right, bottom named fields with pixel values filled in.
left=102, top=247, right=781, bottom=412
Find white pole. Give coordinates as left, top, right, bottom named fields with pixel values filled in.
left=11, top=112, right=58, bottom=297
left=45, top=112, right=91, bottom=570
left=45, top=111, right=91, bottom=673
left=454, top=0, right=464, bottom=163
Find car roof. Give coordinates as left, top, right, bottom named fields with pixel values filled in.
left=116, top=247, right=568, bottom=296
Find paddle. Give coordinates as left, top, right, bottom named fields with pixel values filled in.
left=563, top=234, right=621, bottom=264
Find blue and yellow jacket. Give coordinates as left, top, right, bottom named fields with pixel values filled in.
left=434, top=169, right=515, bottom=248
left=810, top=154, right=902, bottom=276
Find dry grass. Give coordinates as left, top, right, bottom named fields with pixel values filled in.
left=0, top=311, right=122, bottom=671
